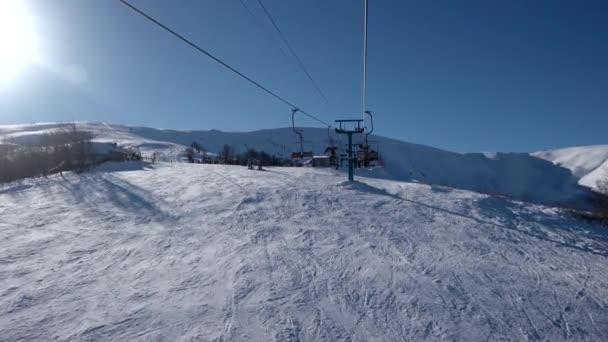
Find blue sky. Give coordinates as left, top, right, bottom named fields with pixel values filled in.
left=1, top=0, right=607, bottom=152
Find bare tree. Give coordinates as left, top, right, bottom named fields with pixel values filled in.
left=0, top=124, right=158, bottom=183
left=191, top=142, right=202, bottom=153
left=66, top=124, right=94, bottom=171
left=185, top=147, right=195, bottom=163
left=221, top=144, right=234, bottom=164
left=41, top=123, right=94, bottom=171
left=151, top=151, right=165, bottom=163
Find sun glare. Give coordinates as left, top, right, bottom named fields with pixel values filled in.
left=0, top=0, right=38, bottom=84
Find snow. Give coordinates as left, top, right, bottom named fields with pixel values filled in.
left=0, top=122, right=598, bottom=208
left=533, top=145, right=608, bottom=190
left=1, top=163, right=608, bottom=340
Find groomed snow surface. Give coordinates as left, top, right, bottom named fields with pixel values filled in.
left=1, top=163, right=608, bottom=341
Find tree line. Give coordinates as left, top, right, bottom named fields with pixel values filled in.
left=183, top=142, right=290, bottom=167
left=0, top=124, right=138, bottom=183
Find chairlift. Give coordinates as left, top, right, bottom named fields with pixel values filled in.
left=324, top=126, right=338, bottom=167
left=356, top=139, right=380, bottom=167
left=290, top=109, right=314, bottom=159
left=292, top=142, right=313, bottom=159
left=356, top=110, right=381, bottom=168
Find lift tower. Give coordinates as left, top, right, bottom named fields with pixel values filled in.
left=335, top=119, right=364, bottom=182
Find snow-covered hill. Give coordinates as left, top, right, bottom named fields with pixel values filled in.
left=1, top=122, right=602, bottom=208
left=533, top=145, right=608, bottom=191
left=1, top=163, right=607, bottom=340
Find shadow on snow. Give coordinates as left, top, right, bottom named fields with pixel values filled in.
left=55, top=171, right=176, bottom=223
left=348, top=181, right=608, bottom=259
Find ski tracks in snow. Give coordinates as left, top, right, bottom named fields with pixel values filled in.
left=1, top=164, right=608, bottom=341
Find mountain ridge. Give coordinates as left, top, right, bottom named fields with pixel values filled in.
left=1, top=122, right=605, bottom=209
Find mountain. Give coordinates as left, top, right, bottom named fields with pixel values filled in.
left=0, top=122, right=603, bottom=208
left=1, top=162, right=607, bottom=340
left=533, top=145, right=608, bottom=190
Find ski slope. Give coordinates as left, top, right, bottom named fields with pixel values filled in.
left=0, top=122, right=599, bottom=208
left=1, top=163, right=607, bottom=341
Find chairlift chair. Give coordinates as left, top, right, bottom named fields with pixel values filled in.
left=356, top=140, right=380, bottom=166
left=325, top=126, right=339, bottom=167
left=290, top=109, right=314, bottom=160
left=357, top=110, right=381, bottom=167
left=291, top=141, right=314, bottom=159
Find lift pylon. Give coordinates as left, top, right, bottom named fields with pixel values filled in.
left=335, top=119, right=364, bottom=181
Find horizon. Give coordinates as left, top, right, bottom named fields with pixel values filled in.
left=1, top=0, right=607, bottom=153
left=4, top=120, right=608, bottom=154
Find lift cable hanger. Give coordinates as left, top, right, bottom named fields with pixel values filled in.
left=291, top=109, right=313, bottom=160
left=364, top=110, right=373, bottom=144
left=362, top=0, right=369, bottom=121
left=118, top=0, right=334, bottom=128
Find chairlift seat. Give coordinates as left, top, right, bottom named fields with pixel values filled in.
left=291, top=151, right=313, bottom=159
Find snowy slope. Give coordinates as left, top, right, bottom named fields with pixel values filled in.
left=1, top=164, right=607, bottom=340
left=533, top=145, right=608, bottom=190
left=0, top=122, right=597, bottom=208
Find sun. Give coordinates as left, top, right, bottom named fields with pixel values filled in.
left=0, top=0, right=38, bottom=84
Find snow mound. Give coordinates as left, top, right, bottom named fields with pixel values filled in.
left=1, top=164, right=607, bottom=340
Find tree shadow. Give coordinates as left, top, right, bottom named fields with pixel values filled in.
left=262, top=168, right=290, bottom=176
left=0, top=184, right=33, bottom=195
left=90, top=161, right=155, bottom=174
left=56, top=173, right=177, bottom=223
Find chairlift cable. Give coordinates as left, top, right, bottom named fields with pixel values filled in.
left=362, top=0, right=369, bottom=122
left=256, top=0, right=333, bottom=108
left=117, top=0, right=334, bottom=128
left=237, top=0, right=297, bottom=69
